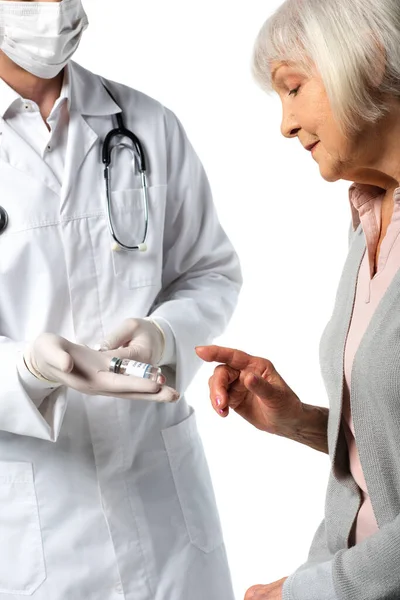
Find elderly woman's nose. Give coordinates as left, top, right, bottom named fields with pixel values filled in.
left=280, top=110, right=301, bottom=138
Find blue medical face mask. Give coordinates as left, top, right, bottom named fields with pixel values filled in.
left=0, top=0, right=88, bottom=79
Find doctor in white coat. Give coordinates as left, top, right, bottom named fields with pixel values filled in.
left=0, top=0, right=242, bottom=598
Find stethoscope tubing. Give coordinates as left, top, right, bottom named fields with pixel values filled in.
left=101, top=80, right=149, bottom=252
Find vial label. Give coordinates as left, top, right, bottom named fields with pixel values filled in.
left=124, top=361, right=151, bottom=378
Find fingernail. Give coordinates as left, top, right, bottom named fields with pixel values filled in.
left=219, top=409, right=224, bottom=415
left=251, top=374, right=259, bottom=385
left=216, top=397, right=222, bottom=407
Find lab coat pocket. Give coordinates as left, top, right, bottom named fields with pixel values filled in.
left=0, top=462, right=46, bottom=595
left=110, top=185, right=167, bottom=289
left=162, top=409, right=224, bottom=553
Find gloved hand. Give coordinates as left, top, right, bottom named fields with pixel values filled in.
left=96, top=318, right=166, bottom=365
left=24, top=333, right=179, bottom=403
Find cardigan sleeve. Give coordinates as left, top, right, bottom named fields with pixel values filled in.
left=283, top=518, right=400, bottom=600
left=282, top=561, right=336, bottom=600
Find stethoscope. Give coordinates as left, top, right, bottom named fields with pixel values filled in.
left=102, top=82, right=149, bottom=252
left=0, top=205, right=7, bottom=235
left=0, top=82, right=149, bottom=253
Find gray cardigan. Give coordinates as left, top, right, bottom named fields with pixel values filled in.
left=283, top=223, right=400, bottom=600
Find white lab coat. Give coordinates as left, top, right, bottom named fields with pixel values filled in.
left=0, top=61, right=241, bottom=600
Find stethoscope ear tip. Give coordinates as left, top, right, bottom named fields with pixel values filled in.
left=111, top=242, right=122, bottom=252
left=111, top=241, right=147, bottom=252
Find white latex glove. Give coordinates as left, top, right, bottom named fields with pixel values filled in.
left=24, top=333, right=179, bottom=403
left=96, top=318, right=165, bottom=365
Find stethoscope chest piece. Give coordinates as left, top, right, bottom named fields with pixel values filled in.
left=0, top=206, right=8, bottom=235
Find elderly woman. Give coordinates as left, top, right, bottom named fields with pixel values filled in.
left=197, top=0, right=400, bottom=598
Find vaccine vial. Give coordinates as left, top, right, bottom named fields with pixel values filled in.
left=111, top=359, right=164, bottom=383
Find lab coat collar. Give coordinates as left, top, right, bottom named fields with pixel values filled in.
left=68, top=61, right=122, bottom=117
left=59, top=61, right=122, bottom=207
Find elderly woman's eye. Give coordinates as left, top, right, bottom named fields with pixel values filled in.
left=288, top=87, right=300, bottom=96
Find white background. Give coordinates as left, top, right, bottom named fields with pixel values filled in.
left=76, top=2, right=351, bottom=597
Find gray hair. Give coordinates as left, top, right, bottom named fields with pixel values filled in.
left=253, top=0, right=400, bottom=131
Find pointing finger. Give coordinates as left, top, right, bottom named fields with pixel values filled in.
left=196, top=345, right=252, bottom=370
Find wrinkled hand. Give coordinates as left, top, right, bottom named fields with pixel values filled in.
left=26, top=333, right=179, bottom=403
left=195, top=345, right=302, bottom=435
left=96, top=318, right=164, bottom=365
left=244, top=578, right=288, bottom=599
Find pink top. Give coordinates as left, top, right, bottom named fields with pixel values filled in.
left=342, top=184, right=400, bottom=545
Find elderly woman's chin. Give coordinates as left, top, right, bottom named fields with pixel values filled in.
left=314, top=151, right=343, bottom=183
left=318, top=165, right=343, bottom=183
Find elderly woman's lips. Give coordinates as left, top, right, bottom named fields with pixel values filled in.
left=308, top=142, right=319, bottom=152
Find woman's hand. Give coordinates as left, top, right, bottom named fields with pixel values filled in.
left=195, top=345, right=303, bottom=436
left=244, top=577, right=288, bottom=599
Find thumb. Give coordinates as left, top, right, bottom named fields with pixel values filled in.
left=40, top=337, right=74, bottom=374
left=244, top=372, right=278, bottom=406
left=96, top=320, right=139, bottom=351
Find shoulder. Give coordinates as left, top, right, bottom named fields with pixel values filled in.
left=70, top=61, right=179, bottom=128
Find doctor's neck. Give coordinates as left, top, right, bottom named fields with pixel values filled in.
left=0, top=52, right=63, bottom=121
